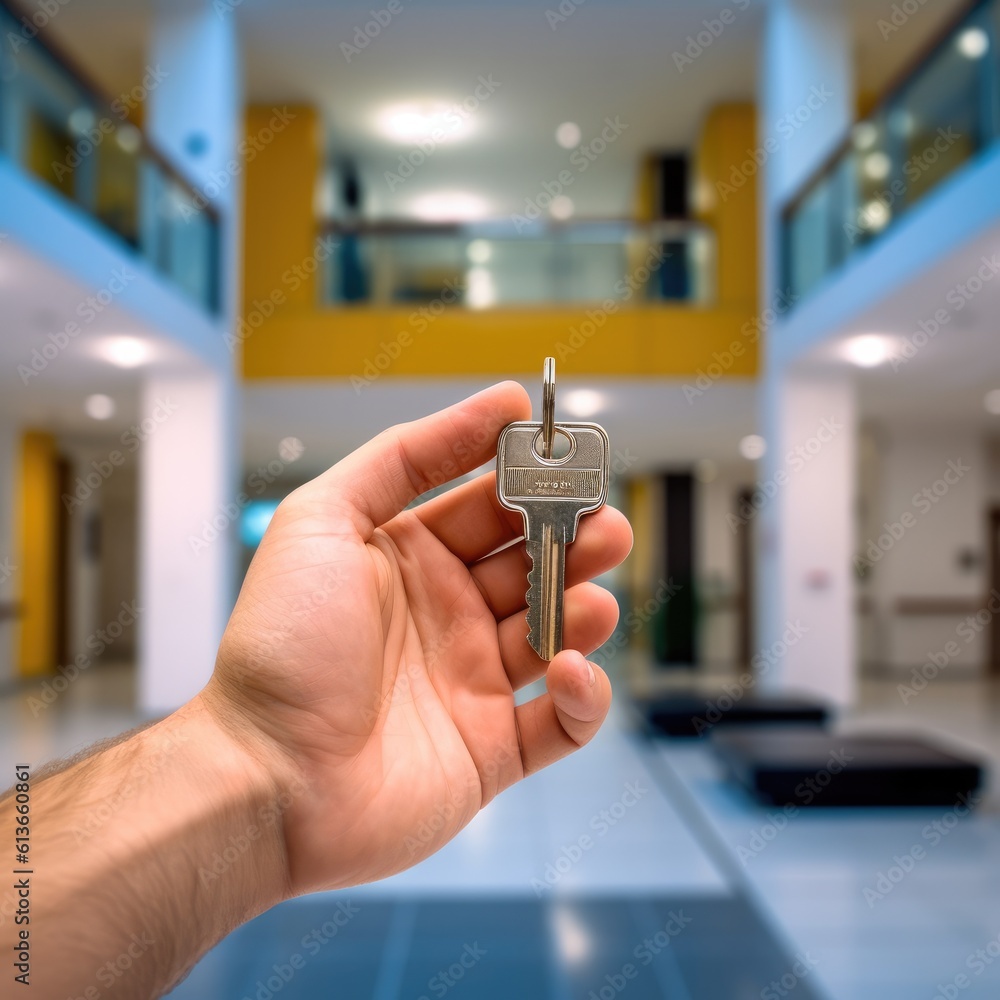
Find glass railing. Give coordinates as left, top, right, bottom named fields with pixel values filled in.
left=782, top=0, right=1000, bottom=302
left=0, top=0, right=219, bottom=312
left=321, top=220, right=715, bottom=308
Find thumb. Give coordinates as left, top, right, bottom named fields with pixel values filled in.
left=314, top=381, right=531, bottom=536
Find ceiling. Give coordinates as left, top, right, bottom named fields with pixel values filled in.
left=0, top=241, right=201, bottom=440
left=42, top=0, right=970, bottom=220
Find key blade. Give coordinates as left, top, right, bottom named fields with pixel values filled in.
left=525, top=529, right=566, bottom=660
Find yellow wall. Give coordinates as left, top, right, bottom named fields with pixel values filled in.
left=241, top=102, right=759, bottom=381
left=17, top=431, right=58, bottom=678
left=692, top=103, right=758, bottom=307
left=242, top=304, right=757, bottom=379
left=243, top=105, right=321, bottom=313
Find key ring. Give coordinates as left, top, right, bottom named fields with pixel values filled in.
left=541, top=357, right=556, bottom=460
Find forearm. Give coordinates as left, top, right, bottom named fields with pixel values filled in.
left=0, top=695, right=295, bottom=998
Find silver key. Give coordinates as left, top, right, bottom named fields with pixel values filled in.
left=497, top=359, right=610, bottom=660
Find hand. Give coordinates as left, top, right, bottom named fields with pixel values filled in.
left=199, top=382, right=632, bottom=895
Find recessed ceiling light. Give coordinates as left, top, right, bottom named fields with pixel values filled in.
left=739, top=434, right=766, bottom=461
left=863, top=151, right=892, bottom=181
left=985, top=389, right=1000, bottom=415
left=115, top=124, right=142, bottom=155
left=84, top=394, right=115, bottom=420
left=852, top=121, right=879, bottom=150
left=562, top=389, right=605, bottom=418
left=278, top=436, right=305, bottom=462
left=861, top=199, right=891, bottom=232
left=555, top=122, right=581, bottom=149
left=376, top=102, right=473, bottom=144
left=411, top=191, right=490, bottom=222
left=467, top=239, right=492, bottom=264
left=843, top=334, right=895, bottom=368
left=67, top=107, right=96, bottom=136
left=95, top=336, right=152, bottom=368
left=550, top=195, right=575, bottom=220
left=957, top=26, right=989, bottom=59
left=465, top=267, right=496, bottom=309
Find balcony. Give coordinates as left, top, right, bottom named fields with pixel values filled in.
left=782, top=0, right=1000, bottom=303
left=321, top=220, right=716, bottom=309
left=0, top=0, right=219, bottom=312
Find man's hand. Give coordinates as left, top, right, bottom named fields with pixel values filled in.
left=200, top=381, right=632, bottom=894
left=0, top=382, right=631, bottom=997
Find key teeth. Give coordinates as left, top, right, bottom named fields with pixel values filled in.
left=525, top=540, right=543, bottom=652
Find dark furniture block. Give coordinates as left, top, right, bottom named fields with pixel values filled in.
left=641, top=691, right=829, bottom=738
left=712, top=729, right=984, bottom=807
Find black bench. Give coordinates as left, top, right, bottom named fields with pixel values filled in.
left=639, top=690, right=830, bottom=738
left=712, top=729, right=984, bottom=807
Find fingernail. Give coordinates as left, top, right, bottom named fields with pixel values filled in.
left=586, top=659, right=597, bottom=686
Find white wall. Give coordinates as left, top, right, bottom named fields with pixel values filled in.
left=864, top=427, right=988, bottom=673
left=139, top=373, right=236, bottom=713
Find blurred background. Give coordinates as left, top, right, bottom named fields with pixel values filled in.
left=2, top=0, right=1000, bottom=996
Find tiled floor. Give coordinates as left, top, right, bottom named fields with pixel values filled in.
left=167, top=895, right=825, bottom=1000
left=7, top=664, right=1000, bottom=998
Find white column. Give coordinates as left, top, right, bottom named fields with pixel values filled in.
left=759, top=0, right=854, bottom=305
left=139, top=1, right=242, bottom=713
left=755, top=0, right=858, bottom=706
left=756, top=373, right=857, bottom=706
left=146, top=0, right=242, bottom=319
left=139, top=373, right=237, bottom=713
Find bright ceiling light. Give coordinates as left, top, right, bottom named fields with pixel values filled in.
left=957, top=26, right=989, bottom=59
left=95, top=336, right=152, bottom=369
left=985, top=389, right=1000, bottom=415
left=739, top=434, right=766, bottom=461
left=68, top=107, right=96, bottom=136
left=843, top=334, right=894, bottom=368
left=555, top=121, right=581, bottom=149
left=562, top=388, right=605, bottom=418
left=852, top=121, right=879, bottom=150
left=466, top=267, right=496, bottom=309
left=549, top=195, right=575, bottom=220
left=376, top=102, right=473, bottom=144
left=467, top=238, right=492, bottom=264
left=411, top=191, right=490, bottom=222
left=861, top=199, right=891, bottom=232
left=84, top=394, right=115, bottom=420
left=278, top=437, right=305, bottom=462
left=863, top=151, right=892, bottom=181
left=115, top=124, right=142, bottom=155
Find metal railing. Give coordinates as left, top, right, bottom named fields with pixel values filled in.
left=319, top=219, right=716, bottom=309
left=0, top=0, right=220, bottom=312
left=781, top=0, right=1000, bottom=303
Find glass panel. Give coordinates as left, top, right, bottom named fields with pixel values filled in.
left=0, top=4, right=219, bottom=313
left=324, top=224, right=714, bottom=308
left=783, top=0, right=1000, bottom=304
